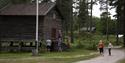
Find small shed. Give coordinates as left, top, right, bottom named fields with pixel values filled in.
left=0, top=2, right=63, bottom=51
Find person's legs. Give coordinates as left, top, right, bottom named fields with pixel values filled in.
left=99, top=48, right=103, bottom=55
left=109, top=48, right=111, bottom=56
left=101, top=48, right=104, bottom=56
left=99, top=48, right=101, bottom=54
left=47, top=46, right=51, bottom=52
left=102, top=48, right=104, bottom=54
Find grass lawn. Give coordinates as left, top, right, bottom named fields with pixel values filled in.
left=0, top=49, right=99, bottom=63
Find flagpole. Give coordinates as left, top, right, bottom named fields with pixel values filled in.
left=35, top=0, right=39, bottom=55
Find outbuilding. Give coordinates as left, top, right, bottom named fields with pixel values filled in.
left=0, top=2, right=63, bottom=51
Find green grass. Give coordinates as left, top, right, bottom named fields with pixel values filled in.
left=0, top=49, right=99, bottom=63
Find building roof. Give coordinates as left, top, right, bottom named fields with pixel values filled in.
left=0, top=2, right=56, bottom=16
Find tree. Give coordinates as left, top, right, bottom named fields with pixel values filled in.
left=90, top=0, right=93, bottom=32
left=96, top=12, right=116, bottom=35
left=123, top=0, right=125, bottom=47
left=73, top=0, right=79, bottom=31
left=109, top=0, right=123, bottom=45
left=78, top=0, right=88, bottom=31
left=109, top=0, right=125, bottom=46
left=69, top=0, right=74, bottom=43
left=56, top=0, right=73, bottom=43
left=88, top=0, right=98, bottom=32
left=99, top=0, right=110, bottom=41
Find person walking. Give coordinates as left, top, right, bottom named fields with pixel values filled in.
left=46, top=39, right=52, bottom=52
left=98, top=40, right=104, bottom=56
left=108, top=42, right=113, bottom=56
left=57, top=37, right=62, bottom=52
left=57, top=30, right=62, bottom=52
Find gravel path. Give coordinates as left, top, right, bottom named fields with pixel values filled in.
left=75, top=48, right=125, bottom=63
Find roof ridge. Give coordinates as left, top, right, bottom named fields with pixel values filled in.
left=0, top=2, right=56, bottom=15
left=43, top=3, right=56, bottom=15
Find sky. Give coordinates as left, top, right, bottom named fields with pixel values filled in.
left=93, top=3, right=116, bottom=19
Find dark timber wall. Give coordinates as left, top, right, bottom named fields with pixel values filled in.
left=43, top=10, right=62, bottom=40
left=0, top=16, right=44, bottom=41
left=0, top=15, right=44, bottom=51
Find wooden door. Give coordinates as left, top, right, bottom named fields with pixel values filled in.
left=51, top=28, right=56, bottom=39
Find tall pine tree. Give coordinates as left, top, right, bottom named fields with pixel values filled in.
left=56, top=0, right=74, bottom=43
left=109, top=0, right=125, bottom=46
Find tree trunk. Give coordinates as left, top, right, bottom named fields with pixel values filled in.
left=123, top=0, right=125, bottom=47
left=116, top=20, right=119, bottom=45
left=123, top=35, right=125, bottom=47
left=69, top=0, right=74, bottom=43
left=86, top=0, right=89, bottom=32
left=0, top=41, right=2, bottom=51
left=106, top=0, right=109, bottom=41
left=116, top=10, right=120, bottom=45
left=90, top=0, right=93, bottom=32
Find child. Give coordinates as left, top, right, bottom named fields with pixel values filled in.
left=108, top=42, right=113, bottom=56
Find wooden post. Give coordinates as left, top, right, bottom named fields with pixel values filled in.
left=123, top=0, right=125, bottom=47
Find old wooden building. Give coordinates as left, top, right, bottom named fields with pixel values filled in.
left=0, top=2, right=63, bottom=51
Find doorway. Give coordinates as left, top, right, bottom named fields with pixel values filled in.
left=51, top=28, right=57, bottom=39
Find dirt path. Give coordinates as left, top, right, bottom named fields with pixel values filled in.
left=75, top=48, right=125, bottom=63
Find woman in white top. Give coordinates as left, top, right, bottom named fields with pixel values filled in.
left=108, top=42, right=113, bottom=56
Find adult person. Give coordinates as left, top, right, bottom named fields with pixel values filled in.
left=58, top=38, right=62, bottom=52
left=108, top=41, right=113, bottom=56
left=57, top=30, right=62, bottom=52
left=98, top=40, right=104, bottom=55
left=46, top=39, right=52, bottom=52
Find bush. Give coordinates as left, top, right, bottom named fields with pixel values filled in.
left=72, top=32, right=117, bottom=50
left=73, top=39, right=98, bottom=50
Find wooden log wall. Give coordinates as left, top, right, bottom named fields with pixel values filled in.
left=0, top=16, right=38, bottom=41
